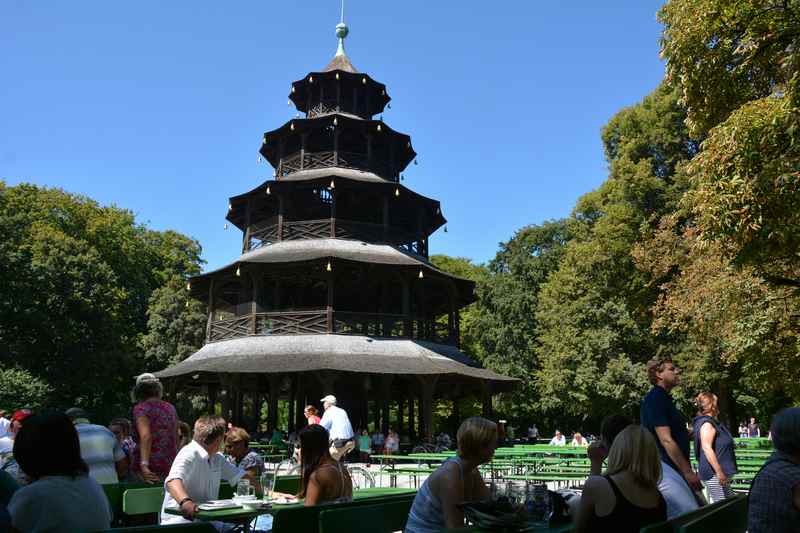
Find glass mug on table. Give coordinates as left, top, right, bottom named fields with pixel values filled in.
left=236, top=479, right=255, bottom=498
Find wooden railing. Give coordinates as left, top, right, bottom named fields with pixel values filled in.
left=278, top=151, right=388, bottom=177
left=208, top=310, right=457, bottom=345
left=247, top=218, right=423, bottom=252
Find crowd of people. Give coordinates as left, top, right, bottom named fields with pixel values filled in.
left=0, top=358, right=798, bottom=532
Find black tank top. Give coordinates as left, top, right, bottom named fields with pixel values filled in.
left=590, top=475, right=667, bottom=532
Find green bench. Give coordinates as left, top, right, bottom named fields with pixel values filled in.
left=272, top=490, right=416, bottom=533
left=318, top=499, right=414, bottom=533
left=678, top=494, right=748, bottom=532
left=640, top=494, right=747, bottom=533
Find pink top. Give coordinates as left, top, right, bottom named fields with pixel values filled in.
left=307, top=415, right=321, bottom=425
left=131, top=399, right=178, bottom=478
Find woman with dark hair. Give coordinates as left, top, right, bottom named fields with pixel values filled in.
left=297, top=424, right=352, bottom=506
left=692, top=392, right=737, bottom=503
left=131, top=373, right=177, bottom=483
left=7, top=413, right=111, bottom=532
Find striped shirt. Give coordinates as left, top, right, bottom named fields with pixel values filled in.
left=75, top=423, right=126, bottom=484
left=748, top=451, right=800, bottom=533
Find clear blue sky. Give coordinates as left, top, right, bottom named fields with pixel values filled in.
left=1, top=1, right=667, bottom=271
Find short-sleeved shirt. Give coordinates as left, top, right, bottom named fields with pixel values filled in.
left=640, top=386, right=690, bottom=473
left=748, top=451, right=800, bottom=533
left=75, top=423, right=126, bottom=484
left=227, top=450, right=264, bottom=476
left=320, top=406, right=354, bottom=441
left=358, top=435, right=371, bottom=452
left=748, top=423, right=761, bottom=438
left=161, top=440, right=244, bottom=524
left=132, top=399, right=178, bottom=478
left=9, top=475, right=111, bottom=532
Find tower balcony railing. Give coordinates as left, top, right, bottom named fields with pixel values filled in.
left=278, top=151, right=392, bottom=179
left=208, top=310, right=458, bottom=346
left=247, top=218, right=422, bottom=253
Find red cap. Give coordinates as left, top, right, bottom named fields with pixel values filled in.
left=11, top=409, right=33, bottom=423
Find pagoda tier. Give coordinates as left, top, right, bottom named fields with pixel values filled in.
left=289, top=69, right=390, bottom=119
left=186, top=241, right=474, bottom=345
left=259, top=114, right=415, bottom=182
left=225, top=176, right=445, bottom=255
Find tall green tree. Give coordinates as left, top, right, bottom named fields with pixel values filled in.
left=534, top=84, right=698, bottom=418
left=660, top=0, right=800, bottom=287
left=0, top=182, right=204, bottom=418
left=471, top=220, right=571, bottom=419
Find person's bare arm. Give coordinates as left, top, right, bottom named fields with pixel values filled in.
left=654, top=426, right=701, bottom=490
left=573, top=476, right=600, bottom=533
left=587, top=441, right=607, bottom=476
left=166, top=479, right=198, bottom=520
left=115, top=456, right=129, bottom=479
left=135, top=416, right=159, bottom=483
left=699, top=423, right=727, bottom=485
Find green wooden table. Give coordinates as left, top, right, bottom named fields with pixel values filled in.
left=164, top=487, right=417, bottom=521
left=447, top=521, right=573, bottom=532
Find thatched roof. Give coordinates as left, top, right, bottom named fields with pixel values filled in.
left=154, top=334, right=517, bottom=389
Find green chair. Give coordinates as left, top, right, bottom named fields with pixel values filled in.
left=274, top=474, right=302, bottom=495
left=318, top=499, right=414, bottom=533
left=94, top=523, right=217, bottom=532
left=122, top=486, right=165, bottom=525
left=678, top=495, right=748, bottom=533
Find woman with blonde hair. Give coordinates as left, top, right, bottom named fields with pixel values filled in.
left=575, top=425, right=666, bottom=532
left=692, top=392, right=737, bottom=502
left=405, top=417, right=497, bottom=532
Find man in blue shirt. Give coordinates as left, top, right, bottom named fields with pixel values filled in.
left=640, top=356, right=701, bottom=517
left=319, top=395, right=355, bottom=461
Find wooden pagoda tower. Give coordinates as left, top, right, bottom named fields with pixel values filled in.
left=156, top=22, right=515, bottom=439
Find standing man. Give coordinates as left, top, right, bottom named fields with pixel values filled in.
left=640, top=355, right=701, bottom=518
left=66, top=407, right=128, bottom=484
left=319, top=395, right=355, bottom=461
left=0, top=411, right=10, bottom=438
left=748, top=417, right=761, bottom=438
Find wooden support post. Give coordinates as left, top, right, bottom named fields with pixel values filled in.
left=417, top=376, right=438, bottom=440
left=206, top=278, right=215, bottom=342
left=382, top=194, right=389, bottom=242
left=333, top=129, right=340, bottom=167
left=380, top=376, right=393, bottom=435
left=268, top=375, right=280, bottom=432
left=330, top=189, right=337, bottom=238
left=408, top=395, right=416, bottom=442
left=208, top=384, right=218, bottom=415
left=300, top=133, right=307, bottom=170
left=243, top=197, right=252, bottom=253
left=481, top=382, right=493, bottom=419
left=402, top=278, right=411, bottom=337
left=277, top=193, right=284, bottom=241
left=398, top=397, right=405, bottom=437
left=288, top=375, right=296, bottom=433
left=295, top=374, right=305, bottom=430
left=326, top=269, right=334, bottom=333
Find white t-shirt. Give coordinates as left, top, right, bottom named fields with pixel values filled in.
left=0, top=417, right=10, bottom=438
left=161, top=440, right=244, bottom=524
left=8, top=475, right=111, bottom=533
left=549, top=435, right=566, bottom=446
left=0, top=435, right=12, bottom=455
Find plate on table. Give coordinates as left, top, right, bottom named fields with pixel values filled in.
left=198, top=499, right=242, bottom=511
left=272, top=496, right=298, bottom=505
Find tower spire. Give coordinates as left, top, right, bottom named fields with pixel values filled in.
left=335, top=2, right=349, bottom=59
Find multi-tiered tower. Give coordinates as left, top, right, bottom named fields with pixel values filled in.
left=157, top=23, right=515, bottom=439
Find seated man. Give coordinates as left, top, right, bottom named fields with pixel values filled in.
left=549, top=430, right=566, bottom=446
left=161, top=415, right=252, bottom=526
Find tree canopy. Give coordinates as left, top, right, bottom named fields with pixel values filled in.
left=0, top=182, right=204, bottom=418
